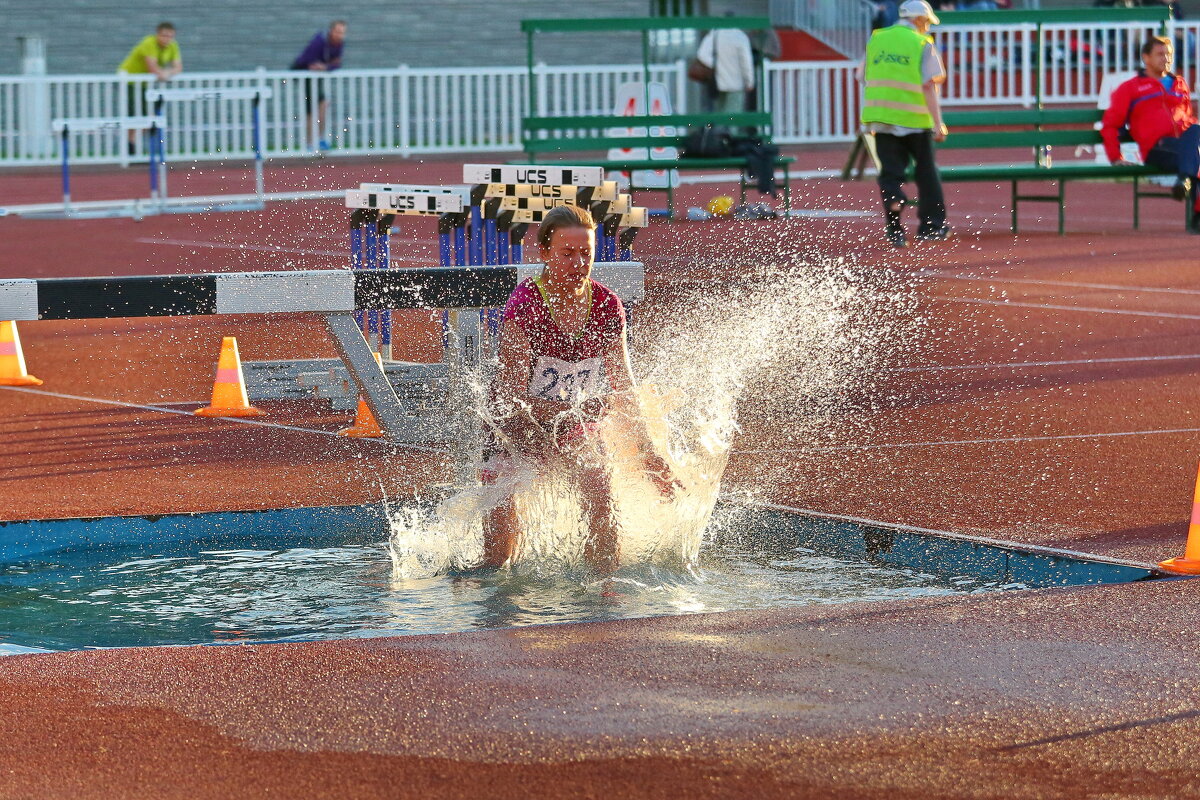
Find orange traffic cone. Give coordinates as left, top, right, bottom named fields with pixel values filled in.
left=0, top=321, right=42, bottom=386
left=1159, top=461, right=1200, bottom=575
left=338, top=353, right=385, bottom=438
left=194, top=337, right=265, bottom=418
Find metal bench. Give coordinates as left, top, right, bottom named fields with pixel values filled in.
left=520, top=112, right=794, bottom=218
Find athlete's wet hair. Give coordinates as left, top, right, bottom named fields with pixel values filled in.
left=536, top=205, right=595, bottom=249
left=157, top=21, right=176, bottom=33
left=1142, top=36, right=1172, bottom=57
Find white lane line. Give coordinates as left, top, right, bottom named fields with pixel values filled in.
left=934, top=295, right=1200, bottom=321
left=889, top=353, right=1200, bottom=372
left=735, top=426, right=1200, bottom=454
left=0, top=386, right=450, bottom=454
left=135, top=236, right=443, bottom=259
left=919, top=269, right=1200, bottom=297
left=678, top=168, right=845, bottom=185
left=135, top=238, right=346, bottom=258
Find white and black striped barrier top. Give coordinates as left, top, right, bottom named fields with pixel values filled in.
left=0, top=265, right=644, bottom=321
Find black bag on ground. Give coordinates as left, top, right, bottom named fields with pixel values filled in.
left=730, top=135, right=780, bottom=196
left=683, top=125, right=733, bottom=158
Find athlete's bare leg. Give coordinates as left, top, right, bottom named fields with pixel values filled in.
left=578, top=463, right=619, bottom=574
left=481, top=477, right=521, bottom=568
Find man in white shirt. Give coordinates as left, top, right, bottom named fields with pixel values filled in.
left=696, top=25, right=755, bottom=114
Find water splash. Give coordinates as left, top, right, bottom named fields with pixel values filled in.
left=388, top=253, right=919, bottom=582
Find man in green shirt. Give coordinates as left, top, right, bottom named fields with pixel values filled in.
left=118, top=22, right=182, bottom=152
left=119, top=22, right=182, bottom=82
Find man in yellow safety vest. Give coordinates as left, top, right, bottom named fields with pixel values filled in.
left=859, top=0, right=949, bottom=248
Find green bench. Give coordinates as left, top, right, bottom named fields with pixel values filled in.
left=845, top=108, right=1195, bottom=234
left=939, top=108, right=1196, bottom=234
left=519, top=112, right=794, bottom=218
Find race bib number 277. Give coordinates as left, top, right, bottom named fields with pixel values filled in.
left=529, top=356, right=604, bottom=402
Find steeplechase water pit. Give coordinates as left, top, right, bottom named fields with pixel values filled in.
left=0, top=166, right=1173, bottom=655
left=0, top=501, right=1159, bottom=654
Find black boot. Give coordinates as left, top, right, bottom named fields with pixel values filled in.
left=1173, top=177, right=1191, bottom=202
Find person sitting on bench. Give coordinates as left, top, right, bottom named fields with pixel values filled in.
left=1102, top=36, right=1200, bottom=228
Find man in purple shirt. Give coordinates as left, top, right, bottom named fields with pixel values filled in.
left=291, top=20, right=346, bottom=152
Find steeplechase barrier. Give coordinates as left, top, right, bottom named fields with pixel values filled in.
left=0, top=262, right=644, bottom=444
left=3, top=162, right=650, bottom=442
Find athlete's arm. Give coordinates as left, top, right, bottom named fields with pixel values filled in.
left=490, top=320, right=568, bottom=455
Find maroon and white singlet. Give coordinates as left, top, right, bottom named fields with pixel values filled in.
left=502, top=276, right=626, bottom=403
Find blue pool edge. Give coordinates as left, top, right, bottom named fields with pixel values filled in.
left=733, top=501, right=1163, bottom=589
left=0, top=500, right=1165, bottom=590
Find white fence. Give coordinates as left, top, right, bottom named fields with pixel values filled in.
left=2, top=18, right=1199, bottom=163
left=937, top=19, right=1184, bottom=106
left=0, top=63, right=684, bottom=166
left=766, top=19, right=1200, bottom=144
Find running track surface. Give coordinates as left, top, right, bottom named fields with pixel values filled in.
left=3, top=147, right=1200, bottom=798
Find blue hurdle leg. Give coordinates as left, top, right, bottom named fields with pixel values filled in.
left=454, top=226, right=466, bottom=266
left=485, top=218, right=497, bottom=266
left=618, top=227, right=637, bottom=262
left=469, top=206, right=483, bottom=266
left=377, top=217, right=392, bottom=360
left=440, top=216, right=454, bottom=358
left=155, top=116, right=168, bottom=209
left=350, top=214, right=365, bottom=332
left=252, top=95, right=265, bottom=202
left=497, top=227, right=509, bottom=265
left=510, top=223, right=527, bottom=266
left=60, top=129, right=71, bottom=210
left=363, top=217, right=379, bottom=349
left=148, top=126, right=158, bottom=198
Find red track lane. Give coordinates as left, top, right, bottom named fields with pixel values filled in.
left=3, top=147, right=1200, bottom=798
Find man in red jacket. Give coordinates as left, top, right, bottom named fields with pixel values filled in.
left=1102, top=36, right=1200, bottom=220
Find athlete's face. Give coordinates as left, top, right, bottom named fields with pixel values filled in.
left=540, top=225, right=594, bottom=291
left=1143, top=43, right=1172, bottom=78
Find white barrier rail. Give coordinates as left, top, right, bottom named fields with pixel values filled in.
left=765, top=60, right=860, bottom=144
left=0, top=62, right=685, bottom=167
left=765, top=20, right=1200, bottom=145
left=937, top=19, right=1194, bottom=106
left=3, top=20, right=1200, bottom=164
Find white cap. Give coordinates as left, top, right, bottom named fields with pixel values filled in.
left=899, top=0, right=941, bottom=25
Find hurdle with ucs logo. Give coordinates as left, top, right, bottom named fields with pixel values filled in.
left=239, top=164, right=649, bottom=442
left=341, top=164, right=647, bottom=358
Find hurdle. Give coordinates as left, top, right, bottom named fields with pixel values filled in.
left=0, top=265, right=644, bottom=444
left=144, top=87, right=273, bottom=213
left=345, top=185, right=473, bottom=360
left=50, top=116, right=166, bottom=218
left=235, top=165, right=651, bottom=436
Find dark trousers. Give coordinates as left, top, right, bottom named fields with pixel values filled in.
left=875, top=130, right=946, bottom=233
left=1144, top=124, right=1200, bottom=181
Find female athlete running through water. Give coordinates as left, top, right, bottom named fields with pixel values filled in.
left=480, top=205, right=677, bottom=574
